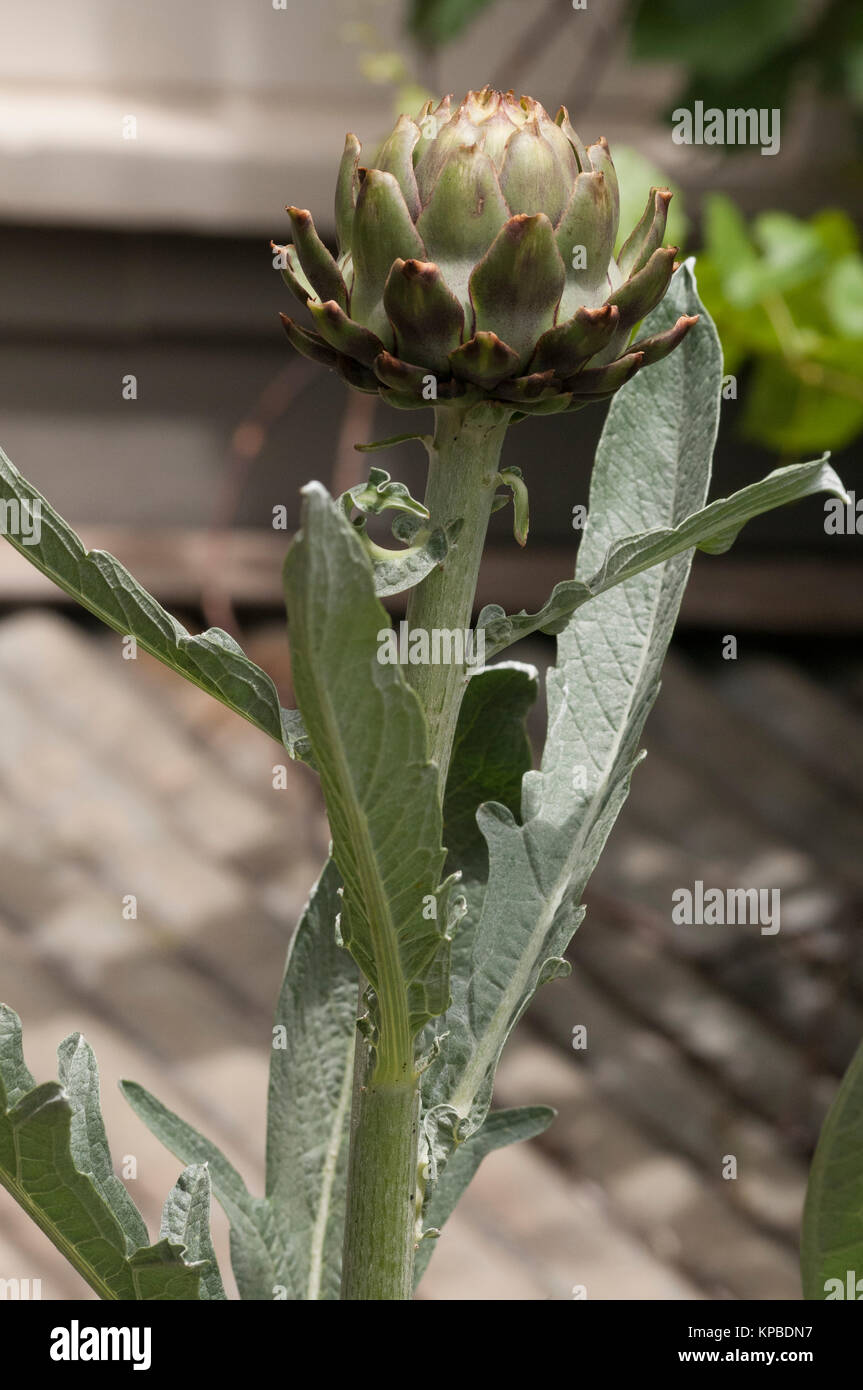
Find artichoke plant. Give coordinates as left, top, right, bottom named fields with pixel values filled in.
left=276, top=87, right=696, bottom=414
left=0, top=73, right=847, bottom=1312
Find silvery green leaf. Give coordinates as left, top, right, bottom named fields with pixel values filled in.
left=802, top=1037, right=863, bottom=1300
left=160, top=1165, right=226, bottom=1300
left=266, top=859, right=357, bottom=1301
left=283, top=484, right=451, bottom=1068
left=0, top=444, right=311, bottom=764
left=0, top=1006, right=206, bottom=1300
left=414, top=1105, right=553, bottom=1285
left=125, top=858, right=363, bottom=1301
left=57, top=1032, right=149, bottom=1254
left=422, top=262, right=722, bottom=1168
left=422, top=662, right=538, bottom=1096
left=121, top=1080, right=279, bottom=1300
left=478, top=454, right=845, bottom=657
left=0, top=1004, right=34, bottom=1106
left=414, top=663, right=542, bottom=1258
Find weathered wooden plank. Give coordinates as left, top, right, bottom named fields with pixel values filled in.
left=496, top=1035, right=803, bottom=1298
left=717, top=656, right=863, bottom=806
left=570, top=889, right=836, bottom=1145
left=647, top=653, right=863, bottom=890
left=526, top=942, right=827, bottom=1178
left=423, top=1130, right=702, bottom=1301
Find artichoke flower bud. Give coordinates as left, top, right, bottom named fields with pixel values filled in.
left=276, top=87, right=696, bottom=415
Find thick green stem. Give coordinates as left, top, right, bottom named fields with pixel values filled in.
left=340, top=402, right=511, bottom=1302
left=340, top=1027, right=419, bottom=1301
left=405, top=402, right=512, bottom=784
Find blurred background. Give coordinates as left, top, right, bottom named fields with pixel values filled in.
left=0, top=0, right=861, bottom=1299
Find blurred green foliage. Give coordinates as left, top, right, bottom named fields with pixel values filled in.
left=630, top=0, right=863, bottom=133
left=407, top=0, right=499, bottom=46
left=696, top=198, right=863, bottom=453
left=339, top=14, right=430, bottom=119
left=409, top=0, right=863, bottom=121
left=630, top=0, right=798, bottom=79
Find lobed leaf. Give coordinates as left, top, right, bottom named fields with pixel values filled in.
left=159, top=1165, right=226, bottom=1300
left=414, top=662, right=544, bottom=1259
left=120, top=1080, right=279, bottom=1301
left=283, top=484, right=453, bottom=1076
left=57, top=1033, right=149, bottom=1254
left=266, top=859, right=358, bottom=1301
left=0, top=1005, right=209, bottom=1300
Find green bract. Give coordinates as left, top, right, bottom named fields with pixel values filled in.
left=276, top=87, right=696, bottom=414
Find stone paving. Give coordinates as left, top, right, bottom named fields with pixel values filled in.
left=0, top=611, right=858, bottom=1300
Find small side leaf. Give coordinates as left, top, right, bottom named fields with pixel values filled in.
left=354, top=432, right=431, bottom=453
left=266, top=859, right=358, bottom=1301
left=160, top=1165, right=226, bottom=1301
left=414, top=1106, right=554, bottom=1285
left=496, top=467, right=530, bottom=547
left=121, top=1080, right=278, bottom=1301
left=341, top=466, right=430, bottom=523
